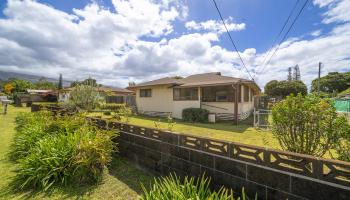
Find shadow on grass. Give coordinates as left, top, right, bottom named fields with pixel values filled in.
left=0, top=170, right=100, bottom=200
left=0, top=156, right=153, bottom=200
left=0, top=151, right=100, bottom=200
left=107, top=156, right=154, bottom=195
left=130, top=114, right=253, bottom=134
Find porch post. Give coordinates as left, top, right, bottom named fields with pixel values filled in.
left=234, top=82, right=239, bottom=125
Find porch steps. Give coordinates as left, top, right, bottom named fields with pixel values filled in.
left=215, top=113, right=235, bottom=121
left=143, top=111, right=172, bottom=118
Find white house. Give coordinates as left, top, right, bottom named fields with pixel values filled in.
left=128, top=72, right=260, bottom=122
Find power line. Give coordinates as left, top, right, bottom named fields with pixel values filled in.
left=257, top=0, right=310, bottom=77
left=212, top=0, right=255, bottom=81
left=255, top=0, right=300, bottom=78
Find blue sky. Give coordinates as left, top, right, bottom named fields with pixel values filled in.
left=0, top=0, right=349, bottom=88
left=31, top=0, right=330, bottom=52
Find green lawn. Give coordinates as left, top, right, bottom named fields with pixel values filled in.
left=89, top=113, right=280, bottom=150
left=0, top=106, right=153, bottom=200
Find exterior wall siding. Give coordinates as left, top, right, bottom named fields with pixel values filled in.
left=172, top=100, right=200, bottom=119
left=135, top=85, right=256, bottom=119
left=136, top=85, right=174, bottom=113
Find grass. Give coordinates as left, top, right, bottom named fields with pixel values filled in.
left=0, top=105, right=153, bottom=200
left=88, top=112, right=280, bottom=149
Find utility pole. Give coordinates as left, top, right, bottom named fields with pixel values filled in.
left=317, top=62, right=322, bottom=96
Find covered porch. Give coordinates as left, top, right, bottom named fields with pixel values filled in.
left=173, top=82, right=258, bottom=123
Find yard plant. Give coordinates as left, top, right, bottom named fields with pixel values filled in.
left=141, top=174, right=250, bottom=200
left=182, top=108, right=209, bottom=123
left=11, top=111, right=117, bottom=190
left=70, top=83, right=102, bottom=111
left=271, top=94, right=349, bottom=157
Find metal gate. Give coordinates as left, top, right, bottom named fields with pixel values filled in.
left=253, top=108, right=272, bottom=129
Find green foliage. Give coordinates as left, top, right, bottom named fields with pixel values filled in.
left=112, top=104, right=132, bottom=123
left=338, top=87, right=350, bottom=96
left=271, top=94, right=349, bottom=157
left=182, top=108, right=209, bottom=123
left=33, top=77, right=57, bottom=89
left=167, top=114, right=176, bottom=131
left=153, top=119, right=161, bottom=129
left=70, top=77, right=101, bottom=87
left=103, top=111, right=111, bottom=115
left=141, top=174, right=250, bottom=200
left=10, top=79, right=34, bottom=94
left=334, top=115, right=350, bottom=161
left=100, top=103, right=126, bottom=111
left=12, top=112, right=116, bottom=191
left=264, top=80, right=307, bottom=98
left=11, top=112, right=52, bottom=159
left=70, top=84, right=102, bottom=111
left=311, top=72, right=350, bottom=94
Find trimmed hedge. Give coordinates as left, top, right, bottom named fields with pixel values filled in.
left=182, top=108, right=209, bottom=123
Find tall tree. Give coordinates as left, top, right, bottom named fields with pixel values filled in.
left=264, top=80, right=307, bottom=97
left=58, top=74, right=63, bottom=89
left=311, top=71, right=350, bottom=94
left=70, top=77, right=101, bottom=87
left=34, top=77, right=57, bottom=89
left=11, top=79, right=34, bottom=93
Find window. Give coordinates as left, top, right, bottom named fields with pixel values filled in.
left=173, top=88, right=198, bottom=100
left=140, top=89, right=152, bottom=97
left=244, top=85, right=249, bottom=102
left=201, top=86, right=235, bottom=102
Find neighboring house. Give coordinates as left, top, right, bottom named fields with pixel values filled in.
left=17, top=89, right=57, bottom=102
left=58, top=86, right=135, bottom=105
left=128, top=72, right=260, bottom=122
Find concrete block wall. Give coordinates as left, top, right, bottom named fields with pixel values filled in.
left=115, top=130, right=350, bottom=200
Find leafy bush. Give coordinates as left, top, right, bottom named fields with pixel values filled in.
left=103, top=111, right=111, bottom=115
left=112, top=104, right=132, bottom=123
left=70, top=84, right=102, bottom=111
left=12, top=112, right=117, bottom=190
left=182, top=108, right=209, bottom=123
left=167, top=114, right=176, bottom=131
left=141, top=174, right=249, bottom=200
left=100, top=103, right=126, bottom=111
left=335, top=119, right=350, bottom=161
left=11, top=112, right=52, bottom=159
left=272, top=94, right=349, bottom=157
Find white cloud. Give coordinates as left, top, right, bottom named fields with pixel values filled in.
left=310, top=29, right=322, bottom=37
left=0, top=0, right=186, bottom=86
left=185, top=18, right=246, bottom=34
left=0, top=0, right=349, bottom=91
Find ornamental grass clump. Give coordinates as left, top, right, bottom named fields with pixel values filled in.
left=141, top=174, right=250, bottom=200
left=11, top=112, right=52, bottom=159
left=272, top=94, right=349, bottom=157
left=11, top=112, right=117, bottom=191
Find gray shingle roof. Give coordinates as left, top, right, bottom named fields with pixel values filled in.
left=130, top=72, right=258, bottom=90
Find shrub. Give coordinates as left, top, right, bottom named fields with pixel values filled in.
left=272, top=94, right=349, bottom=157
left=167, top=114, right=176, bottom=131
left=12, top=112, right=117, bottom=190
left=103, top=111, right=111, bottom=115
left=141, top=174, right=251, bottom=200
left=112, top=104, right=132, bottom=123
left=100, top=103, right=126, bottom=111
left=11, top=112, right=52, bottom=159
left=69, top=84, right=102, bottom=111
left=335, top=119, right=350, bottom=161
left=182, top=108, right=209, bottom=123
